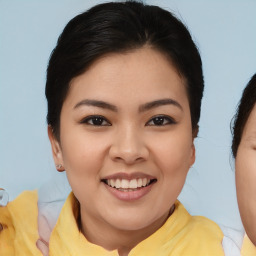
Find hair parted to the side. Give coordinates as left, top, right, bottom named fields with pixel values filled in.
left=232, top=73, right=256, bottom=158
left=45, top=1, right=204, bottom=140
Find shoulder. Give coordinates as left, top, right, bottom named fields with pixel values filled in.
left=0, top=190, right=40, bottom=255
left=146, top=201, right=225, bottom=255
left=172, top=201, right=224, bottom=254
left=6, top=190, right=38, bottom=212
left=175, top=201, right=224, bottom=238
left=190, top=215, right=224, bottom=238
left=241, top=235, right=256, bottom=256
left=0, top=190, right=38, bottom=224
left=1, top=190, right=38, bottom=226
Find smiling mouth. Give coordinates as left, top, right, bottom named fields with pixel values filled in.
left=101, top=178, right=157, bottom=191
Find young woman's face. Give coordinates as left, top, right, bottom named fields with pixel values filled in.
left=49, top=47, right=195, bottom=233
left=236, top=104, right=256, bottom=244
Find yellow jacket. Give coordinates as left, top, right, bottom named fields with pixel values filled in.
left=0, top=191, right=40, bottom=256
left=0, top=191, right=224, bottom=255
left=241, top=235, right=256, bottom=256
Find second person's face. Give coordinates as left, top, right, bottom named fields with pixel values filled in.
left=236, top=104, right=256, bottom=244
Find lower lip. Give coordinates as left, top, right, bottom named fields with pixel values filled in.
left=103, top=182, right=154, bottom=201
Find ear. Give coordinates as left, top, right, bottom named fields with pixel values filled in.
left=189, top=126, right=198, bottom=167
left=48, top=126, right=65, bottom=172
left=192, top=125, right=199, bottom=138
left=189, top=141, right=196, bottom=167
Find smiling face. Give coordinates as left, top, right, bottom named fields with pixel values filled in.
left=236, top=104, right=256, bottom=244
left=49, top=47, right=195, bottom=248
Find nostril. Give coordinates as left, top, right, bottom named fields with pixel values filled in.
left=135, top=156, right=144, bottom=162
left=113, top=155, right=145, bottom=165
left=109, top=141, right=149, bottom=164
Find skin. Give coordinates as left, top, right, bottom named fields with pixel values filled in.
left=236, top=104, right=256, bottom=245
left=49, top=47, right=195, bottom=256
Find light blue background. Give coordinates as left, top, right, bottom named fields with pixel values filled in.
left=1, top=0, right=256, bottom=231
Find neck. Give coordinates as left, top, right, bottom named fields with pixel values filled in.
left=79, top=205, right=175, bottom=256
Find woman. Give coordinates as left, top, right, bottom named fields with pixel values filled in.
left=0, top=1, right=224, bottom=255
left=232, top=73, right=256, bottom=255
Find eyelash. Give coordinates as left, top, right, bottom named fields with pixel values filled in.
left=146, top=115, right=176, bottom=126
left=80, top=115, right=176, bottom=127
left=80, top=115, right=111, bottom=126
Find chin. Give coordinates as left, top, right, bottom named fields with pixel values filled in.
left=111, top=219, right=152, bottom=232
left=103, top=210, right=160, bottom=232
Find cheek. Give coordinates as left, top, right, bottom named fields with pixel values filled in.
left=61, top=137, right=105, bottom=203
left=236, top=150, right=256, bottom=202
left=236, top=150, right=256, bottom=238
left=152, top=134, right=193, bottom=173
left=60, top=132, right=109, bottom=180
left=150, top=135, right=192, bottom=208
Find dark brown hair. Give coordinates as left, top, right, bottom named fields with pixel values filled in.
left=45, top=1, right=204, bottom=140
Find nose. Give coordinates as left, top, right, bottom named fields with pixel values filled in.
left=109, top=125, right=149, bottom=165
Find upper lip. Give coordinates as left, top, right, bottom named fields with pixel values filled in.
left=101, top=172, right=156, bottom=181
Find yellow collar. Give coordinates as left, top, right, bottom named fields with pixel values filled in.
left=49, top=192, right=224, bottom=256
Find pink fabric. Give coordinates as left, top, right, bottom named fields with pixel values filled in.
left=36, top=174, right=71, bottom=256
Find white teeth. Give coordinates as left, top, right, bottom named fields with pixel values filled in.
left=142, top=178, right=147, bottom=186
left=115, top=179, right=121, bottom=188
left=110, top=179, right=115, bottom=187
left=129, top=179, right=137, bottom=189
left=121, top=179, right=129, bottom=188
left=106, top=178, right=152, bottom=189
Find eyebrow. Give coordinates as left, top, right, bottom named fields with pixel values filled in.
left=74, top=99, right=118, bottom=112
left=74, top=98, right=182, bottom=112
left=138, top=98, right=183, bottom=112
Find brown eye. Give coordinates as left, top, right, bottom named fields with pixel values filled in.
left=81, top=115, right=111, bottom=126
left=146, top=115, right=176, bottom=126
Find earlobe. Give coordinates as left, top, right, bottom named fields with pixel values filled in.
left=48, top=126, right=65, bottom=172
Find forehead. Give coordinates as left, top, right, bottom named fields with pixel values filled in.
left=66, top=47, right=189, bottom=110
